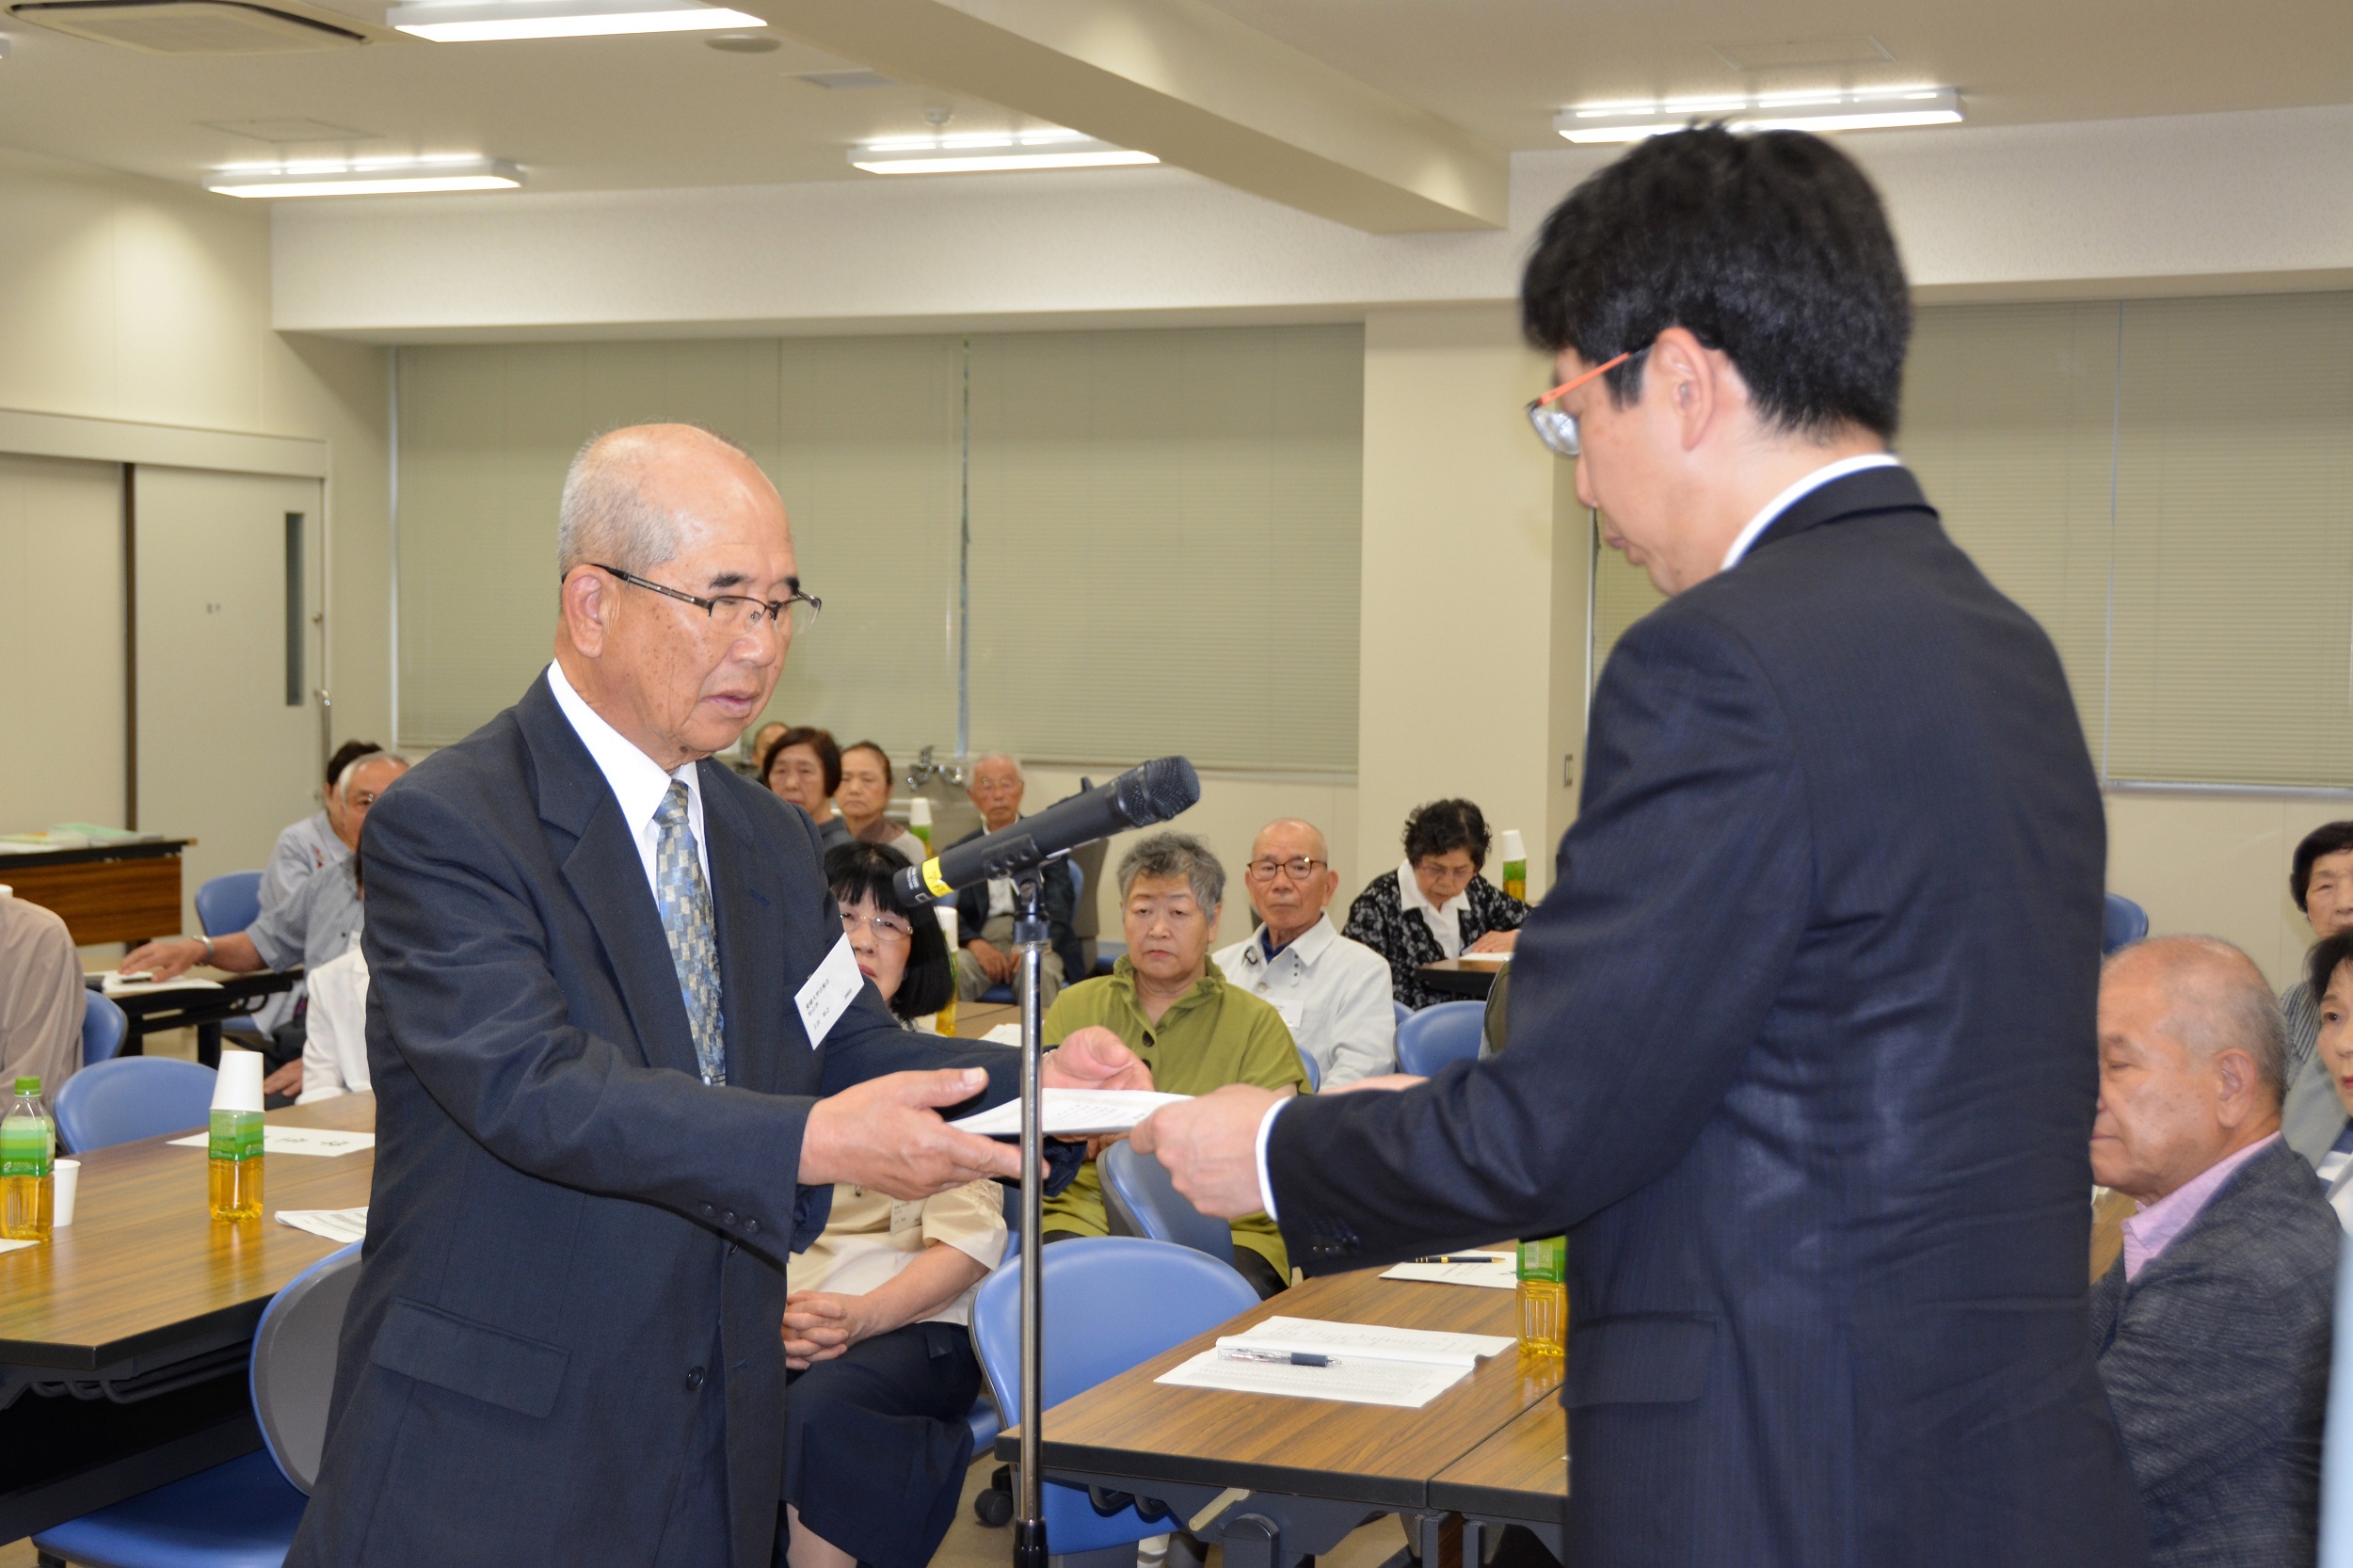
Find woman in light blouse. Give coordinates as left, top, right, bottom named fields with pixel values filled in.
left=778, top=841, right=1004, bottom=1568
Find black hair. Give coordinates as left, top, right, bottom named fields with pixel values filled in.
left=1520, top=125, right=1912, bottom=440
left=841, top=740, right=893, bottom=779
left=1403, top=799, right=1491, bottom=871
left=825, top=840, right=951, bottom=1020
left=325, top=740, right=382, bottom=788
left=765, top=727, right=842, bottom=796
left=2310, top=931, right=2353, bottom=1012
left=2291, top=822, right=2353, bottom=911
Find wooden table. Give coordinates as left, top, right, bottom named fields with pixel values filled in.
left=0, top=840, right=191, bottom=947
left=1417, top=958, right=1510, bottom=1002
left=0, top=1094, right=376, bottom=1544
left=952, top=1000, right=1021, bottom=1040
left=1000, top=1268, right=1561, bottom=1568
left=1429, top=1398, right=1567, bottom=1559
left=86, top=969, right=306, bottom=1069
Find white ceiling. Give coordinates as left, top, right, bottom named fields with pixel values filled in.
left=0, top=0, right=2345, bottom=198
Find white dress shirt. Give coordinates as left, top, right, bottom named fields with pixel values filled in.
left=1394, top=859, right=1470, bottom=959
left=546, top=660, right=709, bottom=893
left=297, top=945, right=372, bottom=1104
left=1213, top=915, right=1398, bottom=1089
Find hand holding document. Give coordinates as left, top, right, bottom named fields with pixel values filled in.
left=950, top=1088, right=1193, bottom=1138
left=1154, top=1316, right=1515, bottom=1408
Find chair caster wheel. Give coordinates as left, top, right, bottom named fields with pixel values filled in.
left=974, top=1485, right=1016, bottom=1528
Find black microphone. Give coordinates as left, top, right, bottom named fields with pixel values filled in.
left=895, top=757, right=1201, bottom=907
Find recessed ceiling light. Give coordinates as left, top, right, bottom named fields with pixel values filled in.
left=387, top=0, right=760, bottom=42
left=207, top=155, right=522, bottom=197
left=1555, top=86, right=1962, bottom=143
left=849, top=129, right=1157, bottom=175
left=700, top=29, right=775, bottom=52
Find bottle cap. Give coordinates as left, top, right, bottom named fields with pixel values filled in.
left=908, top=797, right=933, bottom=826
left=1499, top=829, right=1526, bottom=860
left=935, top=904, right=958, bottom=946
left=13, top=1076, right=38, bottom=1096
left=212, top=1048, right=266, bottom=1113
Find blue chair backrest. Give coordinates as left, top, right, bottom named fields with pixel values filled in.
left=80, top=990, right=128, bottom=1066
left=970, top=1237, right=1258, bottom=1553
left=196, top=871, right=264, bottom=937
left=56, top=1056, right=217, bottom=1153
left=1099, top=1141, right=1234, bottom=1264
left=1295, top=1045, right=1321, bottom=1092
left=1393, top=999, right=1412, bottom=1032
left=252, top=1241, right=362, bottom=1494
left=2102, top=893, right=2150, bottom=955
left=1396, top=999, right=1487, bottom=1077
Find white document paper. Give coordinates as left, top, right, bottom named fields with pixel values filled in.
left=1380, top=1252, right=1518, bottom=1289
left=1454, top=952, right=1513, bottom=966
left=796, top=934, right=864, bottom=1048
left=1216, top=1315, right=1514, bottom=1369
left=275, top=1207, right=368, bottom=1243
left=98, top=970, right=224, bottom=995
left=949, top=1089, right=1193, bottom=1137
left=167, top=1127, right=376, bottom=1157
left=1155, top=1348, right=1471, bottom=1409
left=0, top=1236, right=38, bottom=1256
left=981, top=1023, right=1024, bottom=1047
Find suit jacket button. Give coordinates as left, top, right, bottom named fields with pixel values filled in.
left=723, top=1210, right=739, bottom=1227
left=685, top=1367, right=707, bottom=1392
left=744, top=1218, right=760, bottom=1235
left=701, top=1203, right=715, bottom=1218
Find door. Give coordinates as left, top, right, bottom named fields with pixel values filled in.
left=0, top=454, right=125, bottom=841
left=134, top=466, right=327, bottom=936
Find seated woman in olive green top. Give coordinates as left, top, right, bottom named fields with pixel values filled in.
left=1040, top=831, right=1309, bottom=1297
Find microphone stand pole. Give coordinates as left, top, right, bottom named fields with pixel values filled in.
left=1012, top=868, right=1049, bottom=1568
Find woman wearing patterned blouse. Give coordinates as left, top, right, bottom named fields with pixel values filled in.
left=1343, top=798, right=1529, bottom=1011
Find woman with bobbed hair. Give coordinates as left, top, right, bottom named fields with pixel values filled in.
left=1343, top=797, right=1529, bottom=1010
left=763, top=726, right=851, bottom=851
left=776, top=841, right=998, bottom=1568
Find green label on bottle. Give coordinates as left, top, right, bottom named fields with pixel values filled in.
left=209, top=1109, right=264, bottom=1162
left=1517, top=1235, right=1566, bottom=1284
left=0, top=1117, right=51, bottom=1178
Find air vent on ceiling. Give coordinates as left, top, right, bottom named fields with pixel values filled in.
left=787, top=69, right=892, bottom=89
left=10, top=0, right=367, bottom=53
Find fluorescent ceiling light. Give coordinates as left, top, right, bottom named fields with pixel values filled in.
left=208, top=156, right=522, bottom=197
left=388, top=0, right=760, bottom=41
left=1556, top=87, right=1962, bottom=143
left=850, top=130, right=1157, bottom=175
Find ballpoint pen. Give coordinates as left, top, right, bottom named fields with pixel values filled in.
left=1216, top=1348, right=1337, bottom=1367
left=1414, top=1254, right=1504, bottom=1264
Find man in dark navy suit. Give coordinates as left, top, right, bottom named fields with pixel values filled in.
left=1138, top=129, right=2147, bottom=1567
left=291, top=424, right=1145, bottom=1567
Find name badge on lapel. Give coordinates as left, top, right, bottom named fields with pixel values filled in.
left=796, top=935, right=864, bottom=1049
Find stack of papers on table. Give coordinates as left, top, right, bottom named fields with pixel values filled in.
left=168, top=1127, right=376, bottom=1157
left=949, top=1089, right=1191, bottom=1137
left=1154, top=1316, right=1515, bottom=1409
left=98, top=969, right=222, bottom=996
left=276, top=1208, right=367, bottom=1243
left=1380, top=1251, right=1517, bottom=1289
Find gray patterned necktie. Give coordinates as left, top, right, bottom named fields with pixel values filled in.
left=652, top=780, right=727, bottom=1085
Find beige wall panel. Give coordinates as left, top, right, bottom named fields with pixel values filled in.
left=2105, top=791, right=2353, bottom=990
left=0, top=454, right=123, bottom=834
left=1358, top=304, right=1565, bottom=900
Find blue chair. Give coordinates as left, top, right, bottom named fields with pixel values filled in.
left=32, top=1242, right=361, bottom=1567
left=194, top=871, right=264, bottom=937
left=970, top=1237, right=1258, bottom=1555
left=2103, top=893, right=2150, bottom=955
left=1396, top=1000, right=1486, bottom=1077
left=1099, top=1141, right=1234, bottom=1265
left=1295, top=1045, right=1321, bottom=1092
left=81, top=990, right=128, bottom=1066
left=56, top=1056, right=216, bottom=1154
left=1393, top=999, right=1411, bottom=1032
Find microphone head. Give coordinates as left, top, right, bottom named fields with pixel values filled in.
left=1118, top=757, right=1201, bottom=828
left=892, top=861, right=937, bottom=908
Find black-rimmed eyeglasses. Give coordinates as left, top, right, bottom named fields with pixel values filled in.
left=593, top=564, right=821, bottom=637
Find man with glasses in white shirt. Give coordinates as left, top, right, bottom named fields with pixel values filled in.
left=1212, top=819, right=1394, bottom=1088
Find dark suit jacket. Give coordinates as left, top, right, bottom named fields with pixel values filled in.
left=1267, top=469, right=2147, bottom=1568
left=2092, top=1138, right=2339, bottom=1568
left=948, top=821, right=1086, bottom=984
left=289, top=675, right=1055, bottom=1568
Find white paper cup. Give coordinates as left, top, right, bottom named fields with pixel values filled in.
left=1499, top=829, right=1526, bottom=861
left=212, top=1048, right=266, bottom=1112
left=936, top=904, right=958, bottom=946
left=909, top=797, right=933, bottom=828
left=53, top=1159, right=80, bottom=1226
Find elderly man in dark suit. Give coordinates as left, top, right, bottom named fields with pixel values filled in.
left=289, top=424, right=1146, bottom=1568
left=1137, top=127, right=2147, bottom=1567
left=2091, top=936, right=2338, bottom=1567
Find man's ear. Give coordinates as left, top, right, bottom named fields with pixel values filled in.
left=2212, top=1047, right=2261, bottom=1124
left=1644, top=326, right=1725, bottom=453
left=561, top=567, right=610, bottom=658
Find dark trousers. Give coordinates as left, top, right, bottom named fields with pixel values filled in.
left=777, top=1320, right=982, bottom=1568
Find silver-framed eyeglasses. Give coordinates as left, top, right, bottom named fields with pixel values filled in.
left=594, top=563, right=822, bottom=637
left=839, top=906, right=915, bottom=941
left=1245, top=856, right=1326, bottom=885
left=1525, top=349, right=1637, bottom=458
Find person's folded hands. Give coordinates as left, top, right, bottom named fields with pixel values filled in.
left=781, top=1289, right=876, bottom=1368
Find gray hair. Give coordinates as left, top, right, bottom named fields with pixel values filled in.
left=1117, top=831, right=1225, bottom=911
left=336, top=750, right=410, bottom=800
left=555, top=424, right=749, bottom=577
left=970, top=752, right=1024, bottom=783
left=2105, top=935, right=2289, bottom=1106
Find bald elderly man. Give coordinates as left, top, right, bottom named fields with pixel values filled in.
left=290, top=425, right=1146, bottom=1568
left=1212, top=819, right=1395, bottom=1087
left=2090, top=936, right=2338, bottom=1568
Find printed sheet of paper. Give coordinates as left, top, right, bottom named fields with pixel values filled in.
left=168, top=1127, right=377, bottom=1157
left=98, top=970, right=223, bottom=996
left=1380, top=1252, right=1518, bottom=1289
left=949, top=1089, right=1192, bottom=1138
left=275, top=1207, right=368, bottom=1244
left=1154, top=1349, right=1472, bottom=1409
left=795, top=935, right=865, bottom=1048
left=1216, top=1316, right=1515, bottom=1370
left=0, top=1236, right=38, bottom=1256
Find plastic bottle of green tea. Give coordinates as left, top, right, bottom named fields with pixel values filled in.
left=1516, top=1235, right=1566, bottom=1359
left=1, top=1076, right=55, bottom=1242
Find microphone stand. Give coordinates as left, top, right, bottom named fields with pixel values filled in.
left=1012, top=866, right=1049, bottom=1568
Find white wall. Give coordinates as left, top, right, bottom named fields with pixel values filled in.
left=2107, top=792, right=2352, bottom=992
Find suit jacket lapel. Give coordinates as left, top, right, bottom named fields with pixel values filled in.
left=519, top=674, right=702, bottom=1079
